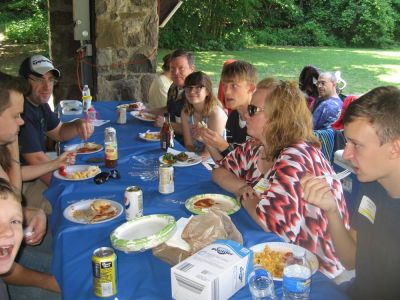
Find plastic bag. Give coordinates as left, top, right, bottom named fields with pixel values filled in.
left=152, top=209, right=243, bottom=265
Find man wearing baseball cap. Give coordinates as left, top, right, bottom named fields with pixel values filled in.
left=18, top=55, right=93, bottom=211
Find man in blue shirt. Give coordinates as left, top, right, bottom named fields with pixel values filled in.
left=312, top=72, right=342, bottom=130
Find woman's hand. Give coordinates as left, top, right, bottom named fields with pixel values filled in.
left=236, top=184, right=259, bottom=203
left=23, top=207, right=47, bottom=245
left=55, top=151, right=76, bottom=168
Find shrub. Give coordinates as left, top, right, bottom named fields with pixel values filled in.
left=5, top=12, right=48, bottom=44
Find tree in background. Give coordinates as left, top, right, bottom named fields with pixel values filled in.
left=0, top=0, right=48, bottom=44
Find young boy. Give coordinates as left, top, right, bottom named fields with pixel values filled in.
left=0, top=178, right=23, bottom=299
left=301, top=86, right=400, bottom=299
left=199, top=60, right=257, bottom=161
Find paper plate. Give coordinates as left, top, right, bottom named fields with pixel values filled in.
left=159, top=152, right=202, bottom=167
left=185, top=193, right=240, bottom=215
left=63, top=199, right=123, bottom=224
left=138, top=131, right=160, bottom=142
left=110, top=214, right=176, bottom=253
left=250, top=242, right=319, bottom=281
left=53, top=165, right=101, bottom=181
left=64, top=143, right=103, bottom=154
left=117, top=102, right=145, bottom=111
left=130, top=111, right=156, bottom=122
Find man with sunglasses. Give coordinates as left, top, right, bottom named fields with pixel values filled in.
left=18, top=55, right=93, bottom=212
left=199, top=61, right=256, bottom=161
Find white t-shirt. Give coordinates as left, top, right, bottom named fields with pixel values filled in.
left=147, top=73, right=173, bottom=109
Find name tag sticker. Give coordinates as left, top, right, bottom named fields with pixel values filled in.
left=253, top=178, right=269, bottom=195
left=358, top=195, right=376, bottom=224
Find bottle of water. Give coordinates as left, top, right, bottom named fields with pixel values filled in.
left=282, top=249, right=312, bottom=300
left=248, top=265, right=276, bottom=300
left=82, top=84, right=91, bottom=97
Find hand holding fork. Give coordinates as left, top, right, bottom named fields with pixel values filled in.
left=301, top=169, right=351, bottom=219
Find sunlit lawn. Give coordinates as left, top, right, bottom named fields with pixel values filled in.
left=159, top=46, right=400, bottom=95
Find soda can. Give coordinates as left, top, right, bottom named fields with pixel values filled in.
left=117, top=107, right=127, bottom=124
left=159, top=164, right=174, bottom=194
left=92, top=247, right=117, bottom=298
left=124, top=186, right=143, bottom=221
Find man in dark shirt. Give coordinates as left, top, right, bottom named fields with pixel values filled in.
left=18, top=55, right=93, bottom=185
left=302, top=86, right=400, bottom=299
left=199, top=61, right=256, bottom=161
left=151, top=49, right=195, bottom=144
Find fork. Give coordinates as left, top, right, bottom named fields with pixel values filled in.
left=316, top=169, right=351, bottom=181
left=315, top=169, right=351, bottom=219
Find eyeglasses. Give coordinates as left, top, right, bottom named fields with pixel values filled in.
left=184, top=85, right=204, bottom=93
left=247, top=104, right=264, bottom=117
left=29, top=76, right=58, bottom=85
left=94, top=169, right=120, bottom=184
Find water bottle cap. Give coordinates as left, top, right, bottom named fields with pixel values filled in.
left=254, top=268, right=270, bottom=278
left=293, top=248, right=306, bottom=258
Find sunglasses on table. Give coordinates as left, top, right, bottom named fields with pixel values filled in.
left=94, top=169, right=121, bottom=184
left=247, top=104, right=264, bottom=117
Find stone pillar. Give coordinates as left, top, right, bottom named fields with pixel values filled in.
left=95, top=0, right=158, bottom=103
left=48, top=0, right=82, bottom=104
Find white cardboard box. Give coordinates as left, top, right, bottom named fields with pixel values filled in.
left=171, top=240, right=252, bottom=300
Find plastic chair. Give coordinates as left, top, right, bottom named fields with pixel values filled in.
left=314, top=128, right=335, bottom=163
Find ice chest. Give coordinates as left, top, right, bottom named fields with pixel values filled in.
left=171, top=239, right=252, bottom=300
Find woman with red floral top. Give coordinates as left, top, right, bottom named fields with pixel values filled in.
left=213, top=78, right=350, bottom=279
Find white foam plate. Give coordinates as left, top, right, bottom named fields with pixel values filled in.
left=185, top=193, right=240, bottom=215
left=53, top=165, right=100, bottom=181
left=138, top=131, right=160, bottom=142
left=130, top=111, right=156, bottom=122
left=63, top=143, right=103, bottom=155
left=117, top=102, right=145, bottom=111
left=159, top=152, right=202, bottom=167
left=63, top=199, right=123, bottom=224
left=250, top=242, right=319, bottom=281
left=110, top=214, right=176, bottom=253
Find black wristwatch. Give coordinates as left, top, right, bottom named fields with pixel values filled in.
left=220, top=144, right=235, bottom=158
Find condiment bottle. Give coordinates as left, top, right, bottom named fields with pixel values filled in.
left=160, top=112, right=174, bottom=151
left=104, top=127, right=118, bottom=168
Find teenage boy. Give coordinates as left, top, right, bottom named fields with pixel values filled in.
left=199, top=60, right=256, bottom=161
left=301, top=86, right=400, bottom=300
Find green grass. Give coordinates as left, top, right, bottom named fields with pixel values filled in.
left=158, top=46, right=400, bottom=95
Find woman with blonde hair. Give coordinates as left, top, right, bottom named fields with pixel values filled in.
left=181, top=71, right=227, bottom=158
left=213, top=78, right=349, bottom=279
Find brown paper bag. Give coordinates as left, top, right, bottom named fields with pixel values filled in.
left=152, top=209, right=243, bottom=265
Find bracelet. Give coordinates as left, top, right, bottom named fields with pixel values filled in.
left=11, top=158, right=21, bottom=165
left=220, top=144, right=235, bottom=158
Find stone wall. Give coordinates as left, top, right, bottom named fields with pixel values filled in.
left=48, top=0, right=82, bottom=103
left=95, top=0, right=158, bottom=102
left=48, top=0, right=159, bottom=104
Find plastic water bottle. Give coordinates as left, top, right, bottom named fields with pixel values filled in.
left=282, top=249, right=311, bottom=300
left=248, top=265, right=276, bottom=300
left=82, top=84, right=91, bottom=97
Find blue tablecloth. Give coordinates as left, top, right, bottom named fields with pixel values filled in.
left=44, top=101, right=349, bottom=300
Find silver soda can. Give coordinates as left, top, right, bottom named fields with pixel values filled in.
left=159, top=164, right=174, bottom=194
left=124, top=186, right=143, bottom=220
left=117, top=107, right=127, bottom=124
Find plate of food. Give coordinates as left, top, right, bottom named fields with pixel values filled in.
left=54, top=165, right=101, bottom=181
left=251, top=242, right=319, bottom=281
left=64, top=142, right=103, bottom=154
left=130, top=111, right=156, bottom=122
left=138, top=131, right=160, bottom=142
left=116, top=102, right=145, bottom=111
left=110, top=214, right=176, bottom=253
left=63, top=199, right=123, bottom=224
left=185, top=193, right=240, bottom=215
left=159, top=151, right=202, bottom=167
